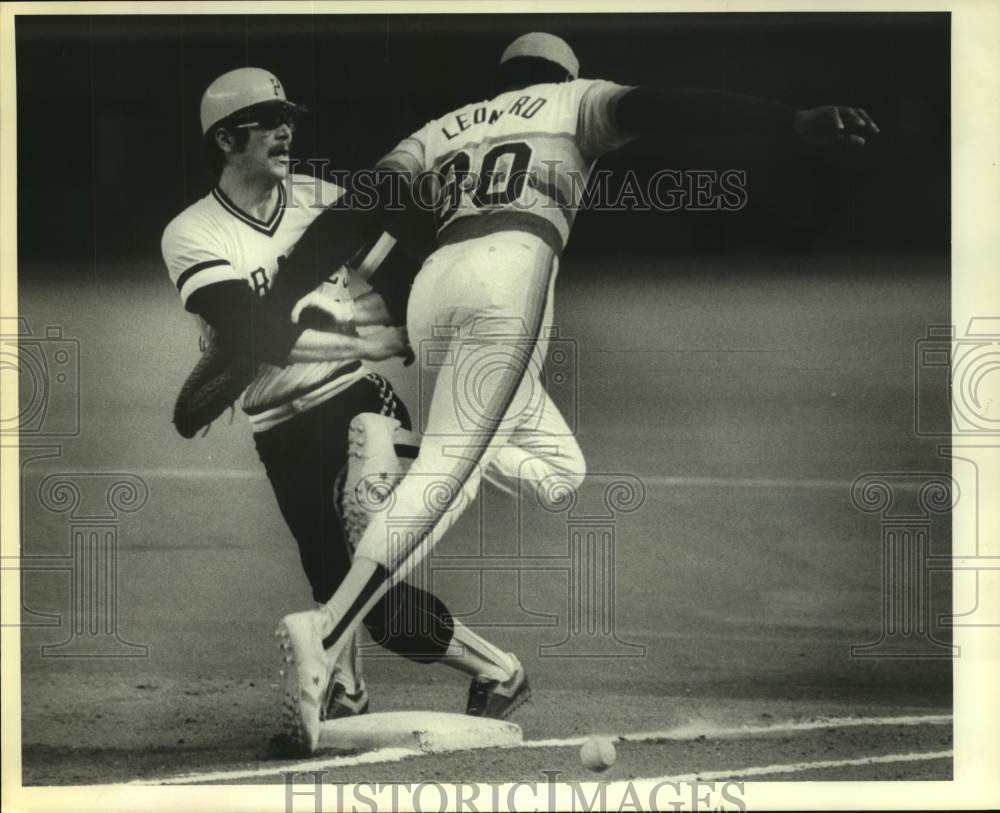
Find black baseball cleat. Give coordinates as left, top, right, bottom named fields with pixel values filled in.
left=322, top=681, right=370, bottom=721
left=465, top=654, right=531, bottom=719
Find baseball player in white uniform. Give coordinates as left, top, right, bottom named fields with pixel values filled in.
left=276, top=33, right=880, bottom=752
left=164, top=68, right=533, bottom=746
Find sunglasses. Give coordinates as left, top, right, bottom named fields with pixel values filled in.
left=232, top=107, right=304, bottom=132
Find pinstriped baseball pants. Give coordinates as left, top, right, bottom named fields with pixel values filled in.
left=354, top=230, right=586, bottom=578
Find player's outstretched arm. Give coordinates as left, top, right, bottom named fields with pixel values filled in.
left=615, top=87, right=879, bottom=147
left=287, top=325, right=409, bottom=364
left=792, top=105, right=880, bottom=147
left=188, top=279, right=397, bottom=368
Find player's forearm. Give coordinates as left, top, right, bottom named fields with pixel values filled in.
left=362, top=236, right=420, bottom=325
left=616, top=87, right=797, bottom=141
left=286, top=329, right=372, bottom=363
left=352, top=291, right=395, bottom=327
left=266, top=206, right=387, bottom=316
left=287, top=326, right=408, bottom=364
left=188, top=280, right=303, bottom=367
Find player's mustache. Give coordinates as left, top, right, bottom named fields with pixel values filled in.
left=269, top=146, right=290, bottom=157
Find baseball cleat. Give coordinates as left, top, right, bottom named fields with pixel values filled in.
left=465, top=654, right=531, bottom=719
left=321, top=681, right=370, bottom=721
left=275, top=610, right=333, bottom=753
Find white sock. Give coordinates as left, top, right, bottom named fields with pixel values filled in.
left=328, top=629, right=361, bottom=695
left=443, top=620, right=515, bottom=682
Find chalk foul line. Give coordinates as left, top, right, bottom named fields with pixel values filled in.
left=136, top=713, right=952, bottom=785
left=604, top=749, right=953, bottom=788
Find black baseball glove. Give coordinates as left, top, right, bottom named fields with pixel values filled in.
left=172, top=341, right=256, bottom=439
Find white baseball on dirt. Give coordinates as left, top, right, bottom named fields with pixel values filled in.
left=580, top=735, right=617, bottom=771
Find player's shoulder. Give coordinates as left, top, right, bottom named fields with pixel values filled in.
left=492, top=78, right=628, bottom=112
left=287, top=172, right=346, bottom=210
left=161, top=193, right=225, bottom=255
left=565, top=77, right=631, bottom=101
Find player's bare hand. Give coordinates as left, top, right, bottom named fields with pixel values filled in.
left=793, top=106, right=880, bottom=147
left=292, top=282, right=358, bottom=335
left=361, top=326, right=410, bottom=362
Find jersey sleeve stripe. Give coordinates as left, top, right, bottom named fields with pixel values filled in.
left=177, top=263, right=241, bottom=306
left=577, top=82, right=636, bottom=160
left=175, top=259, right=231, bottom=292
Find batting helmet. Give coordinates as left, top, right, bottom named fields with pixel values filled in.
left=500, top=33, right=579, bottom=80
left=200, top=67, right=305, bottom=135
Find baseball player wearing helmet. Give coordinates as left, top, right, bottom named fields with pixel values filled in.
left=162, top=68, right=523, bottom=744
left=275, top=33, right=881, bottom=753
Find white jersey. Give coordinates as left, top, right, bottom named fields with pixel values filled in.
left=161, top=173, right=367, bottom=431
left=378, top=78, right=634, bottom=253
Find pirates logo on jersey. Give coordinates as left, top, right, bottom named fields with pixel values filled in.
left=250, top=267, right=270, bottom=296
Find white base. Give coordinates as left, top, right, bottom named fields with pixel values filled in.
left=317, top=711, right=522, bottom=754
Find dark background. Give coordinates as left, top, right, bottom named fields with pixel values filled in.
left=16, top=12, right=949, bottom=275
left=17, top=14, right=954, bottom=783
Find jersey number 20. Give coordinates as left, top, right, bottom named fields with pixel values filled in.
left=438, top=141, right=533, bottom=225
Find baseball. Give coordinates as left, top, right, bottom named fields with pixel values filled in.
left=580, top=735, right=617, bottom=771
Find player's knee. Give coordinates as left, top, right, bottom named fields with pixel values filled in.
left=565, top=466, right=586, bottom=493
left=536, top=463, right=586, bottom=510
left=557, top=466, right=586, bottom=497
left=557, top=438, right=587, bottom=491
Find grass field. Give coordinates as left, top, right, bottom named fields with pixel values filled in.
left=14, top=249, right=953, bottom=785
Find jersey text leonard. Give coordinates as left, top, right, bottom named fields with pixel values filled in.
left=378, top=79, right=636, bottom=254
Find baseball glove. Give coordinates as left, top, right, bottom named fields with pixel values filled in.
left=172, top=341, right=257, bottom=439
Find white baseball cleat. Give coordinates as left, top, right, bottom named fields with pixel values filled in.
left=275, top=609, right=333, bottom=754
